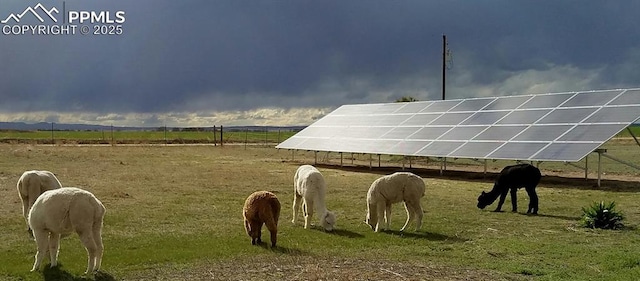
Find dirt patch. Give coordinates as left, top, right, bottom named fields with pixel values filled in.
left=126, top=256, right=528, bottom=281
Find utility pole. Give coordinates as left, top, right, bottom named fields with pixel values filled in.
left=442, top=34, right=447, bottom=100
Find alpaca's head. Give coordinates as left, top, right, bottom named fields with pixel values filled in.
left=321, top=211, right=336, bottom=232
left=477, top=191, right=490, bottom=209
left=365, top=211, right=375, bottom=230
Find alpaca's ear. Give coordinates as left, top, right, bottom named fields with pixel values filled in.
left=481, top=191, right=486, bottom=195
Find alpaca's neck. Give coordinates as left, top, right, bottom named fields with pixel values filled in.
left=313, top=191, right=328, bottom=214
left=485, top=184, right=503, bottom=203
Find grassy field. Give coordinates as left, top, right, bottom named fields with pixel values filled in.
left=0, top=124, right=637, bottom=145
left=0, top=129, right=296, bottom=145
left=0, top=143, right=639, bottom=280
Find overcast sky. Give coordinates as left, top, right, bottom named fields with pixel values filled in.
left=1, top=0, right=638, bottom=127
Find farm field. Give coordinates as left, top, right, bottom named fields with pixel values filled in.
left=0, top=129, right=296, bottom=145
left=0, top=143, right=639, bottom=280
left=0, top=124, right=637, bottom=145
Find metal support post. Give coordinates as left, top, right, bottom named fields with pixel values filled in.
left=585, top=155, right=588, bottom=180
left=484, top=159, right=487, bottom=175
left=597, top=150, right=602, bottom=188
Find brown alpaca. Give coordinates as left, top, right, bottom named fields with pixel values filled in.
left=242, top=191, right=281, bottom=247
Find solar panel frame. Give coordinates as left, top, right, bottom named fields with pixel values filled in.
left=276, top=88, right=640, bottom=162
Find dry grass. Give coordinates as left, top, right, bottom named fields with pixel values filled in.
left=127, top=256, right=509, bottom=281
left=1, top=144, right=639, bottom=280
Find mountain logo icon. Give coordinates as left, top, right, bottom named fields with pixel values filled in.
left=1, top=3, right=59, bottom=24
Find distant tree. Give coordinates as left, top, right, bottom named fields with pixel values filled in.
left=395, top=96, right=419, bottom=102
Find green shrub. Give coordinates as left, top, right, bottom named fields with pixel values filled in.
left=580, top=201, right=625, bottom=230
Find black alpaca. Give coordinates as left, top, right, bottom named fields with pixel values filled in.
left=477, top=163, right=541, bottom=214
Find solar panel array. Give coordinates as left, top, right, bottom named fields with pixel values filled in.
left=277, top=89, right=640, bottom=162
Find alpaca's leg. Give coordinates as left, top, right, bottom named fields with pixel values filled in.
left=20, top=194, right=30, bottom=229
left=31, top=230, right=50, bottom=272
left=384, top=203, right=392, bottom=231
left=26, top=195, right=39, bottom=236
left=401, top=201, right=423, bottom=232
left=92, top=221, right=104, bottom=271
left=248, top=220, right=260, bottom=245
left=400, top=202, right=412, bottom=232
left=495, top=189, right=509, bottom=212
left=48, top=233, right=61, bottom=267
left=526, top=187, right=539, bottom=214
left=416, top=203, right=424, bottom=231
left=303, top=199, right=314, bottom=229
left=374, top=201, right=386, bottom=232
left=265, top=218, right=278, bottom=247
left=251, top=221, right=263, bottom=244
left=292, top=192, right=302, bottom=224
left=78, top=230, right=98, bottom=274
left=244, top=219, right=253, bottom=244
left=510, top=187, right=518, bottom=212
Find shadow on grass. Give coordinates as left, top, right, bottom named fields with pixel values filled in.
left=42, top=264, right=116, bottom=281
left=382, top=230, right=468, bottom=242
left=255, top=242, right=307, bottom=255
left=521, top=212, right=581, bottom=221
left=327, top=228, right=365, bottom=238
left=310, top=227, right=365, bottom=238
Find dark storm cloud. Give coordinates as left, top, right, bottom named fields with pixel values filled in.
left=1, top=0, right=639, bottom=116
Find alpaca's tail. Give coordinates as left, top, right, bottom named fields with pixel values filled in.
left=93, top=199, right=106, bottom=229
left=269, top=198, right=281, bottom=226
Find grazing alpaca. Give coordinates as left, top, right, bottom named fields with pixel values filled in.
left=477, top=163, right=541, bottom=214
left=28, top=187, right=105, bottom=274
left=292, top=165, right=337, bottom=231
left=16, top=170, right=63, bottom=235
left=243, top=191, right=281, bottom=247
left=366, top=172, right=426, bottom=232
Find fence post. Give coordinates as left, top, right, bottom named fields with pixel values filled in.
left=164, top=125, right=167, bottom=145
left=213, top=126, right=217, bottom=146
left=220, top=125, right=223, bottom=147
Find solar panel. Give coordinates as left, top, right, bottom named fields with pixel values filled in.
left=276, top=88, right=640, bottom=162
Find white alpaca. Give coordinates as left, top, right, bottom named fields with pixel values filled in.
left=292, top=165, right=336, bottom=231
left=16, top=170, right=63, bottom=234
left=366, top=172, right=425, bottom=232
left=28, top=187, right=106, bottom=274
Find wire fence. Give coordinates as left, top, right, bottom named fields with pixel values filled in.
left=0, top=125, right=300, bottom=146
